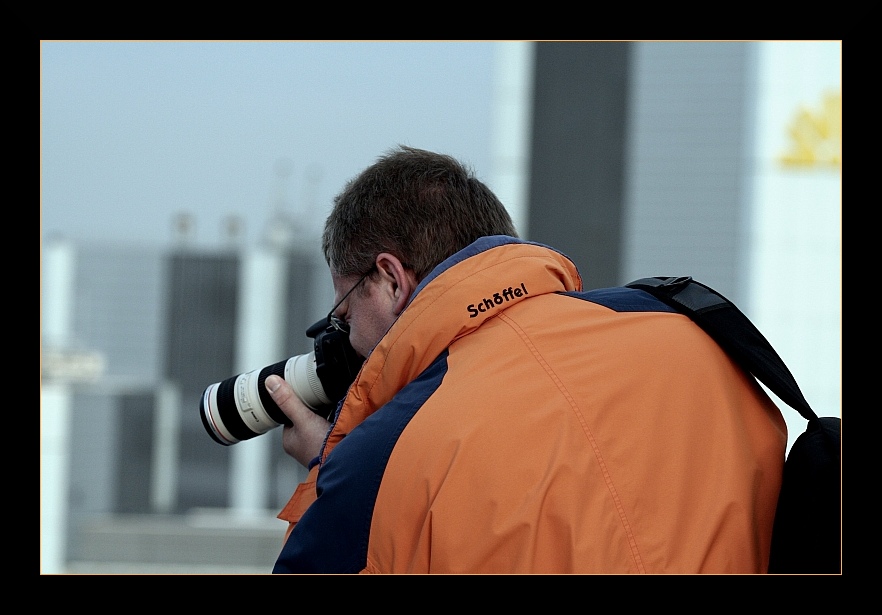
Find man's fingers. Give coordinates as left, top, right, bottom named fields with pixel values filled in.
left=266, top=373, right=330, bottom=466
left=266, top=374, right=297, bottom=417
left=265, top=373, right=285, bottom=395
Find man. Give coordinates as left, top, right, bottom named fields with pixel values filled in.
left=265, top=145, right=787, bottom=573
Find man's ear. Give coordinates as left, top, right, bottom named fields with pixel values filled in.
left=375, top=252, right=417, bottom=316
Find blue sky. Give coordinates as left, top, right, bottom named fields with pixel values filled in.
left=41, top=41, right=498, bottom=249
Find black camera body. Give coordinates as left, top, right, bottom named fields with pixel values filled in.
left=200, top=318, right=364, bottom=446
left=305, top=318, right=363, bottom=408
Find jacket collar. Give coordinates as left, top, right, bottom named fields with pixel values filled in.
left=322, top=236, right=581, bottom=459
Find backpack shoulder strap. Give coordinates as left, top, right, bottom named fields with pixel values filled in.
left=625, top=276, right=818, bottom=422
left=626, top=277, right=840, bottom=574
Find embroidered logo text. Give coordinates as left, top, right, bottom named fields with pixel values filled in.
left=467, top=283, right=529, bottom=318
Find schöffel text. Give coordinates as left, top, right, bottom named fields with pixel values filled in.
left=467, top=283, right=529, bottom=318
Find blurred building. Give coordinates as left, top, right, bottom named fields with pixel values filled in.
left=41, top=40, right=841, bottom=574
left=41, top=231, right=333, bottom=572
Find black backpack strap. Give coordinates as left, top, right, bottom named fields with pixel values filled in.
left=625, top=276, right=818, bottom=422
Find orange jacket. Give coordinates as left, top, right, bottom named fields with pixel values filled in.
left=274, top=237, right=786, bottom=573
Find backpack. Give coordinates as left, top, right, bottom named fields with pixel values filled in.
left=625, top=276, right=841, bottom=574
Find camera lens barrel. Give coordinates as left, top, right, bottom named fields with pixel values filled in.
left=200, top=350, right=337, bottom=446
left=200, top=359, right=288, bottom=446
left=199, top=318, right=363, bottom=446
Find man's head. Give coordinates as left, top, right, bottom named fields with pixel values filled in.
left=322, top=145, right=517, bottom=357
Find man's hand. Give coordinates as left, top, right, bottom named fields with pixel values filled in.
left=265, top=374, right=332, bottom=468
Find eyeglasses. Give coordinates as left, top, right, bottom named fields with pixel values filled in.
left=327, top=267, right=375, bottom=333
